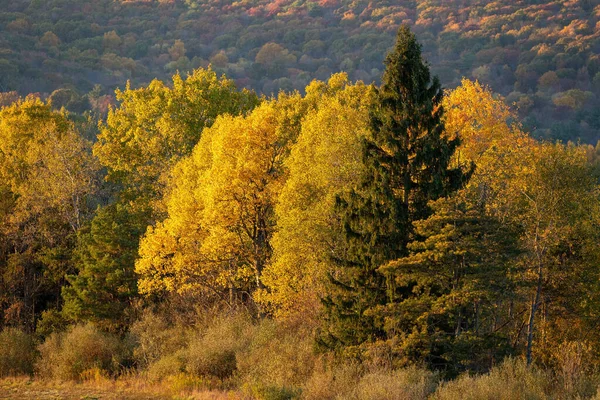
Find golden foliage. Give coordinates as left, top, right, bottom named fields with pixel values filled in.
left=0, top=96, right=99, bottom=236
left=258, top=74, right=375, bottom=318
left=94, top=68, right=258, bottom=215
left=136, top=100, right=294, bottom=300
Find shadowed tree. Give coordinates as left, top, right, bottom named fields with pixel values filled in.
left=319, top=26, right=468, bottom=356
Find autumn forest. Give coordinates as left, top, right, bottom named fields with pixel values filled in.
left=1, top=1, right=600, bottom=399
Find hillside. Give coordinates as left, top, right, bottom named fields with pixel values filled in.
left=1, top=0, right=599, bottom=142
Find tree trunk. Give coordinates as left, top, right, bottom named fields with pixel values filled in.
left=526, top=262, right=543, bottom=366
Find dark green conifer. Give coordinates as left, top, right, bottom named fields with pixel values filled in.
left=319, top=25, right=468, bottom=355
left=379, top=196, right=519, bottom=374
left=61, top=203, right=148, bottom=332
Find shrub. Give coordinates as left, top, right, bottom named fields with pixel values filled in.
left=553, top=341, right=598, bottom=399
left=186, top=313, right=254, bottom=380
left=249, top=385, right=301, bottom=400
left=302, top=362, right=361, bottom=400
left=130, top=310, right=188, bottom=369
left=166, top=372, right=219, bottom=393
left=147, top=352, right=187, bottom=382
left=36, top=323, right=126, bottom=380
left=238, top=319, right=316, bottom=399
left=351, top=366, right=439, bottom=400
left=0, top=328, right=36, bottom=377
left=432, top=358, right=551, bottom=400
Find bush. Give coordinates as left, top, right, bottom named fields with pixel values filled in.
left=302, top=362, right=361, bottom=400
left=238, top=319, right=316, bottom=399
left=553, top=341, right=598, bottom=399
left=166, top=372, right=219, bottom=393
left=147, top=352, right=187, bottom=382
left=186, top=313, right=254, bottom=380
left=432, top=358, right=551, bottom=400
left=351, top=366, right=439, bottom=400
left=130, top=310, right=188, bottom=370
left=249, top=385, right=301, bottom=400
left=0, top=328, right=36, bottom=377
left=36, top=323, right=126, bottom=380
left=302, top=363, right=437, bottom=400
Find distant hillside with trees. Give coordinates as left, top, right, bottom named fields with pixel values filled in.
left=0, top=0, right=599, bottom=142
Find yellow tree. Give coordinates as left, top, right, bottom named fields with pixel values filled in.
left=65, top=69, right=260, bottom=326
left=258, top=74, right=376, bottom=319
left=508, top=143, right=600, bottom=365
left=444, top=80, right=600, bottom=365
left=0, top=97, right=99, bottom=330
left=137, top=99, right=299, bottom=307
left=443, top=79, right=536, bottom=221
left=94, top=67, right=259, bottom=215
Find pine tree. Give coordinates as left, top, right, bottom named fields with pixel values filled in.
left=62, top=203, right=149, bottom=332
left=379, top=196, right=519, bottom=374
left=319, top=25, right=468, bottom=355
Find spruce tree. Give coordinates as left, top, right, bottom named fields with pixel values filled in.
left=319, top=25, right=468, bottom=355
left=62, top=202, right=148, bottom=332
left=379, top=196, right=519, bottom=374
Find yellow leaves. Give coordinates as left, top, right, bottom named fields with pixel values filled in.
left=136, top=101, right=287, bottom=298
left=444, top=79, right=526, bottom=162
left=204, top=103, right=282, bottom=215
left=0, top=97, right=99, bottom=235
left=94, top=67, right=258, bottom=215
left=443, top=79, right=536, bottom=217
left=135, top=74, right=377, bottom=312
left=443, top=81, right=600, bottom=313
left=259, top=77, right=375, bottom=318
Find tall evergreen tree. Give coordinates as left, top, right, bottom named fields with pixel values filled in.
left=319, top=26, right=468, bottom=355
left=62, top=203, right=148, bottom=332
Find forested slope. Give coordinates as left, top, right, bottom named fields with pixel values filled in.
left=1, top=0, right=599, bottom=141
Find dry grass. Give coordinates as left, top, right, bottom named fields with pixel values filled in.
left=6, top=313, right=600, bottom=399
left=237, top=319, right=315, bottom=400
left=431, top=358, right=551, bottom=400
left=350, top=366, right=439, bottom=400
left=186, top=313, right=254, bottom=381
left=0, top=376, right=166, bottom=399
left=0, top=376, right=243, bottom=400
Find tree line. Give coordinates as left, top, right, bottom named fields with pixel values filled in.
left=1, top=26, right=600, bottom=376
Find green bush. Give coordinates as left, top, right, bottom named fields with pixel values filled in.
left=0, top=328, right=36, bottom=377
left=36, top=323, right=126, bottom=380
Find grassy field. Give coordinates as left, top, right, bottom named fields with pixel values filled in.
left=0, top=377, right=242, bottom=400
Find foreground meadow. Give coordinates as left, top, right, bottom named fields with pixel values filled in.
left=0, top=376, right=239, bottom=400
left=2, top=314, right=600, bottom=400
